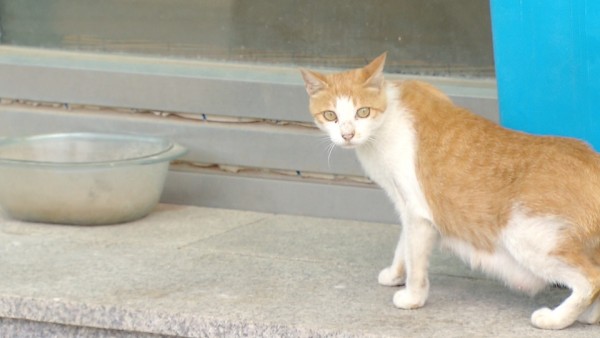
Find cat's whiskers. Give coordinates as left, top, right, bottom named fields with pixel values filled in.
left=360, top=135, right=378, bottom=151
left=317, top=135, right=337, bottom=168
left=326, top=142, right=336, bottom=168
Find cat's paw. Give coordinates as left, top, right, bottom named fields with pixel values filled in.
left=531, top=307, right=573, bottom=330
left=392, top=288, right=427, bottom=309
left=378, top=267, right=405, bottom=286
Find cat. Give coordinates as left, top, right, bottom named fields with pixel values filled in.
left=300, top=53, right=600, bottom=330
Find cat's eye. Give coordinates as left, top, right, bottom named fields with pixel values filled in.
left=322, top=110, right=338, bottom=122
left=356, top=107, right=371, bottom=118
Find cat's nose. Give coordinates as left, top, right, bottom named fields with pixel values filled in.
left=342, top=132, right=355, bottom=141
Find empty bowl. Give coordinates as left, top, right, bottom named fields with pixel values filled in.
left=0, top=133, right=187, bottom=225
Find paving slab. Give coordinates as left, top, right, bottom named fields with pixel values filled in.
left=0, top=204, right=597, bottom=337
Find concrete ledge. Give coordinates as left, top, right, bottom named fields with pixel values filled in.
left=0, top=204, right=594, bottom=337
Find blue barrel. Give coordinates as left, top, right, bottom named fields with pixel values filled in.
left=490, top=1, right=600, bottom=149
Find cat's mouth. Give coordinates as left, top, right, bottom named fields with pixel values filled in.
left=338, top=140, right=360, bottom=149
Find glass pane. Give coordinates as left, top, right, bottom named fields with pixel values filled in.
left=0, top=0, right=494, bottom=77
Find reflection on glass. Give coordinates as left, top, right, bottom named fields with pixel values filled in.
left=0, top=0, right=494, bottom=77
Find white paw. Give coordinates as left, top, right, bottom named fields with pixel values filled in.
left=378, top=267, right=405, bottom=286
left=392, top=289, right=427, bottom=309
left=531, top=307, right=572, bottom=330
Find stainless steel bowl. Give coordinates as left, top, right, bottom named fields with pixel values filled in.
left=0, top=133, right=187, bottom=225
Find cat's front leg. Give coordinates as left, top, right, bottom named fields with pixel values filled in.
left=392, top=216, right=438, bottom=309
left=378, top=196, right=409, bottom=287
left=378, top=229, right=406, bottom=286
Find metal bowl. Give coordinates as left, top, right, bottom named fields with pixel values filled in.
left=0, top=133, right=187, bottom=225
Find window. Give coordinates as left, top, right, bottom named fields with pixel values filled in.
left=0, top=0, right=494, bottom=77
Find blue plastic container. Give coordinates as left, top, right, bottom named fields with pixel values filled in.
left=490, top=1, right=600, bottom=148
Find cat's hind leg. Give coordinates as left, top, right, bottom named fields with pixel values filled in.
left=529, top=260, right=600, bottom=330
left=578, top=245, right=600, bottom=325
left=503, top=210, right=600, bottom=329
left=578, top=297, right=600, bottom=325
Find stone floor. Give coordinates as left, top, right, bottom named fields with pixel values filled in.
left=0, top=204, right=597, bottom=337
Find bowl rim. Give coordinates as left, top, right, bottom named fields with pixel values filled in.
left=0, top=132, right=187, bottom=167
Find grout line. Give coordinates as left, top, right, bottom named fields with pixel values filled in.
left=175, top=215, right=273, bottom=250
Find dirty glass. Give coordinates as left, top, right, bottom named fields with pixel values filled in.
left=0, top=0, right=494, bottom=77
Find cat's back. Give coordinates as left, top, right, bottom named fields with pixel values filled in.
left=395, top=80, right=600, bottom=245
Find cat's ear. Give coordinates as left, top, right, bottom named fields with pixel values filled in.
left=363, top=52, right=387, bottom=90
left=300, top=69, right=328, bottom=96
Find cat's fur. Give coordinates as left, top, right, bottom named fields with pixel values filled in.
left=300, top=53, right=600, bottom=330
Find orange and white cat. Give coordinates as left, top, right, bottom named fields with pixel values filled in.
left=301, top=53, right=600, bottom=330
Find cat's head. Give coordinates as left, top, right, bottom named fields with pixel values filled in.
left=300, top=53, right=388, bottom=148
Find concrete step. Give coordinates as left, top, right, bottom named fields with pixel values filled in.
left=0, top=204, right=594, bottom=337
